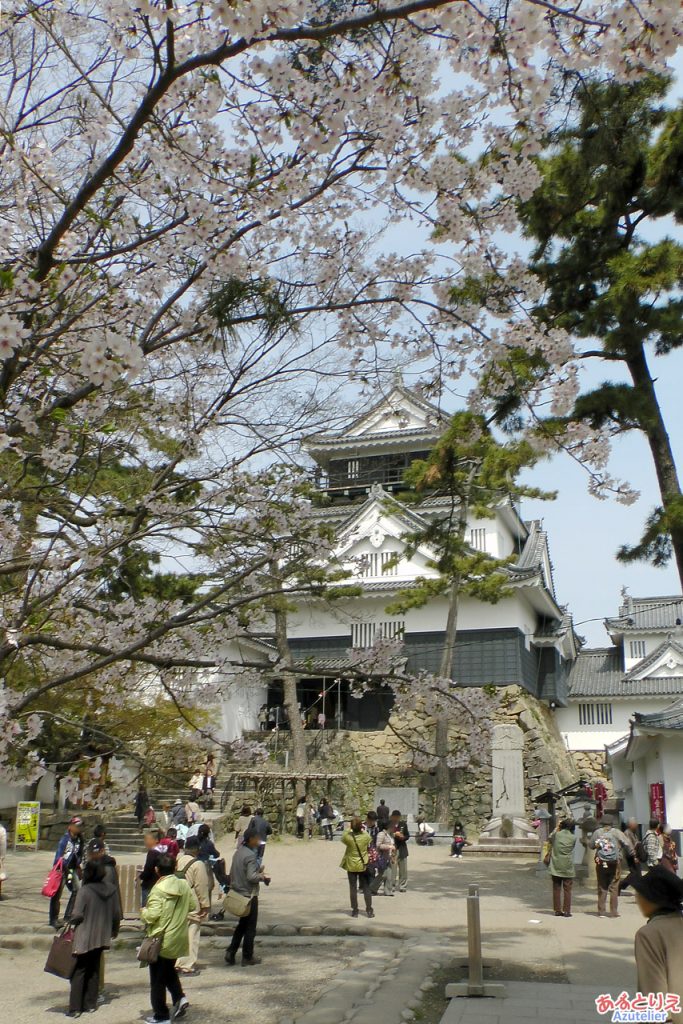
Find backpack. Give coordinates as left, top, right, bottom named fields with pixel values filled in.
left=594, top=834, right=619, bottom=863
left=634, top=839, right=646, bottom=863
left=176, top=856, right=197, bottom=880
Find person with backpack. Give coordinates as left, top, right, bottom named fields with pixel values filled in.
left=591, top=820, right=629, bottom=917
left=175, top=836, right=211, bottom=976
left=140, top=853, right=197, bottom=1024
left=643, top=818, right=663, bottom=868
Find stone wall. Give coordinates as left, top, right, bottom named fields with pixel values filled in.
left=306, top=685, right=585, bottom=836
left=567, top=750, right=612, bottom=794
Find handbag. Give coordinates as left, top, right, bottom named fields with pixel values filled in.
left=137, top=933, right=163, bottom=964
left=44, top=926, right=76, bottom=979
left=223, top=890, right=252, bottom=918
left=41, top=858, right=64, bottom=898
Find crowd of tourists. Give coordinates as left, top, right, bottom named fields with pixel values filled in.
left=43, top=804, right=271, bottom=1021
left=39, top=795, right=682, bottom=1023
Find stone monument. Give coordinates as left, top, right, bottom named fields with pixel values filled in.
left=479, top=723, right=538, bottom=847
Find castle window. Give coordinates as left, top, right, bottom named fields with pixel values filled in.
left=351, top=619, right=405, bottom=648
left=359, top=552, right=399, bottom=578
left=470, top=528, right=487, bottom=551
left=579, top=703, right=612, bottom=726
left=629, top=640, right=646, bottom=660
left=347, top=459, right=360, bottom=480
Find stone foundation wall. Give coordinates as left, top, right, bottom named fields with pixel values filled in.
left=310, top=686, right=584, bottom=837
left=566, top=749, right=612, bottom=794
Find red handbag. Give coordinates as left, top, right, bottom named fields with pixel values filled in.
left=41, top=858, right=64, bottom=898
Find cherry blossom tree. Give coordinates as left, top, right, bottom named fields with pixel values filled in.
left=0, top=0, right=679, bottom=797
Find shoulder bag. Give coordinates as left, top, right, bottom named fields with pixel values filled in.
left=42, top=858, right=64, bottom=898
left=223, top=890, right=252, bottom=918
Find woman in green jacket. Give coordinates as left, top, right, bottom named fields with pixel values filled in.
left=549, top=818, right=578, bottom=918
left=140, top=854, right=197, bottom=1024
left=341, top=817, right=374, bottom=919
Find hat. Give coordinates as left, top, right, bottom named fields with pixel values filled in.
left=69, top=816, right=83, bottom=826
left=632, top=866, right=683, bottom=910
left=173, top=798, right=182, bottom=804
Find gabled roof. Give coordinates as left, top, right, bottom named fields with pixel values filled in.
left=337, top=384, right=445, bottom=437
left=633, top=698, right=683, bottom=731
left=567, top=647, right=683, bottom=698
left=606, top=595, right=683, bottom=633
left=304, top=385, right=446, bottom=451
left=623, top=638, right=683, bottom=680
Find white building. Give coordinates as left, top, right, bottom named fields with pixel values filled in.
left=218, top=384, right=578, bottom=738
left=607, top=700, right=683, bottom=830
left=555, top=594, right=683, bottom=751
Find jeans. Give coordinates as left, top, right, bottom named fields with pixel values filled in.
left=392, top=856, right=408, bottom=891
left=149, top=955, right=183, bottom=1021
left=451, top=840, right=465, bottom=856
left=348, top=871, right=372, bottom=913
left=227, top=895, right=258, bottom=961
left=140, top=885, right=151, bottom=908
left=551, top=876, right=573, bottom=914
left=596, top=861, right=620, bottom=915
left=69, top=948, right=103, bottom=1013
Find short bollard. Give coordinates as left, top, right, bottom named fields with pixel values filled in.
left=446, top=883, right=505, bottom=999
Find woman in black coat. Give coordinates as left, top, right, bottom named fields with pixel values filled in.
left=67, top=860, right=120, bottom=1016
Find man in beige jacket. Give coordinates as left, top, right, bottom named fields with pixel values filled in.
left=176, top=836, right=211, bottom=976
left=633, top=866, right=683, bottom=1023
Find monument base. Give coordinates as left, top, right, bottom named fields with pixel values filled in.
left=479, top=815, right=538, bottom=845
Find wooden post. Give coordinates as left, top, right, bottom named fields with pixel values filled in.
left=446, top=884, right=505, bottom=999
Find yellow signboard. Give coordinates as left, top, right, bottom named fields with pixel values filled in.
left=15, top=801, right=41, bottom=850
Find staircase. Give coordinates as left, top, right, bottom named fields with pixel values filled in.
left=104, top=812, right=143, bottom=855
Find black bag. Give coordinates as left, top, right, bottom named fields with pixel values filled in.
left=352, top=834, right=374, bottom=879
left=44, top=927, right=77, bottom=980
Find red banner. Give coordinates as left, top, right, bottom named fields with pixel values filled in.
left=649, top=782, right=666, bottom=823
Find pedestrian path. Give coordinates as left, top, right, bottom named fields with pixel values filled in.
left=441, top=981, right=603, bottom=1023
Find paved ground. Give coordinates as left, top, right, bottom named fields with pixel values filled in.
left=0, top=835, right=647, bottom=1023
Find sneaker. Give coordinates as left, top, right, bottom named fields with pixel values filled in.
left=351, top=909, right=359, bottom=917
left=143, top=1017, right=170, bottom=1024
left=177, top=969, right=200, bottom=977
left=172, top=996, right=189, bottom=1020
left=367, top=909, right=375, bottom=919
left=241, top=956, right=262, bottom=967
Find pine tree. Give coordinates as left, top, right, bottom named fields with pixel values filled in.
left=388, top=412, right=550, bottom=822
left=517, top=74, right=683, bottom=581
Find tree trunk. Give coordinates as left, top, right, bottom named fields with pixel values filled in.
left=625, top=347, right=683, bottom=587
left=434, top=574, right=462, bottom=824
left=273, top=600, right=308, bottom=799
left=432, top=473, right=472, bottom=825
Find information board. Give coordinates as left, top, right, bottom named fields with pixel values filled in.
left=15, top=801, right=41, bottom=850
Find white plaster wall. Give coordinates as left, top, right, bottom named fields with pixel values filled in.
left=556, top=699, right=672, bottom=752
left=659, top=738, right=683, bottom=829
left=0, top=782, right=32, bottom=810
left=287, top=591, right=536, bottom=640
